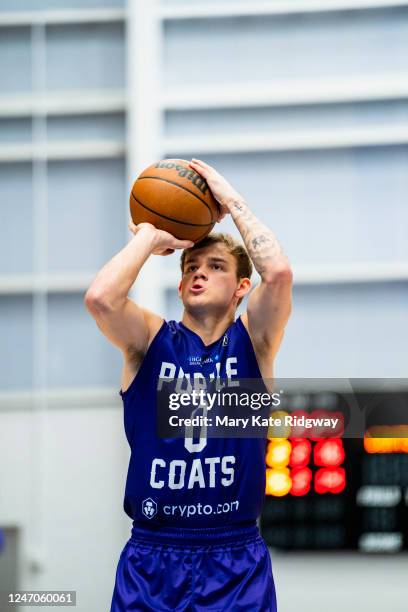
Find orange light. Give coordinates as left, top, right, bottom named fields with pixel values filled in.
left=265, top=468, right=292, bottom=496
left=266, top=439, right=292, bottom=468
left=364, top=426, right=408, bottom=453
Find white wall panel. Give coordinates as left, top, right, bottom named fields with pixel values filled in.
left=164, top=9, right=408, bottom=86
left=47, top=159, right=126, bottom=273
left=278, top=282, right=408, bottom=377
left=0, top=0, right=124, bottom=10
left=165, top=100, right=408, bottom=137
left=0, top=296, right=33, bottom=390
left=47, top=294, right=123, bottom=388
left=47, top=113, right=125, bottom=141
left=0, top=163, right=33, bottom=275
left=0, top=118, right=31, bottom=143
left=46, top=22, right=125, bottom=90
left=0, top=27, right=31, bottom=93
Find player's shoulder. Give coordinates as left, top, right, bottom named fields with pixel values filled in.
left=139, top=307, right=166, bottom=349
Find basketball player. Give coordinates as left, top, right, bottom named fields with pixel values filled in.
left=85, top=158, right=292, bottom=611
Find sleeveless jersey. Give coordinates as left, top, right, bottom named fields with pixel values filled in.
left=119, top=316, right=268, bottom=527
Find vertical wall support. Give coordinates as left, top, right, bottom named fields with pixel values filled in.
left=126, top=0, right=166, bottom=313
left=28, top=20, right=48, bottom=585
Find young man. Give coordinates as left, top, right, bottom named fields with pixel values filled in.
left=85, top=159, right=292, bottom=611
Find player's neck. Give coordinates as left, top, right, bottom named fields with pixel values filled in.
left=181, top=310, right=235, bottom=346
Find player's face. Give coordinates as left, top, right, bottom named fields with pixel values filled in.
left=179, top=244, right=248, bottom=312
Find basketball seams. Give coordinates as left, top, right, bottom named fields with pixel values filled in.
left=130, top=192, right=214, bottom=228
left=136, top=176, right=216, bottom=224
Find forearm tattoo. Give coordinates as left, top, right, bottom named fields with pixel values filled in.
left=230, top=200, right=290, bottom=277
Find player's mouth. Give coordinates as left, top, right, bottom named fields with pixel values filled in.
left=190, top=284, right=206, bottom=294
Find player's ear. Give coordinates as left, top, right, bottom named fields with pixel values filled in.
left=178, top=279, right=183, bottom=298
left=235, top=278, right=251, bottom=300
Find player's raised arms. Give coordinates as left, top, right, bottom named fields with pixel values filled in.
left=85, top=222, right=192, bottom=381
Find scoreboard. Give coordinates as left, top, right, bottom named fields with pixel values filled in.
left=260, top=389, right=408, bottom=552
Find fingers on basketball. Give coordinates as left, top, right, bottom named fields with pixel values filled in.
left=128, top=219, right=138, bottom=233
left=190, top=158, right=211, bottom=175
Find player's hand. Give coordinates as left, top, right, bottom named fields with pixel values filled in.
left=189, top=158, right=243, bottom=222
left=129, top=221, right=194, bottom=256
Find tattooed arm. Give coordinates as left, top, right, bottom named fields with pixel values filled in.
left=189, top=159, right=292, bottom=362
left=227, top=198, right=291, bottom=281
left=227, top=197, right=292, bottom=357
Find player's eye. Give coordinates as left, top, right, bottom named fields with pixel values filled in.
left=212, top=264, right=222, bottom=270
left=187, top=265, right=197, bottom=272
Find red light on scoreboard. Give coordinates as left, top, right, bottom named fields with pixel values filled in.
left=289, top=439, right=312, bottom=468
left=314, top=467, right=346, bottom=494
left=290, top=467, right=312, bottom=496
left=314, top=439, right=345, bottom=467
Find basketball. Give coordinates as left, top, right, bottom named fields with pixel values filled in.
left=129, top=159, right=220, bottom=243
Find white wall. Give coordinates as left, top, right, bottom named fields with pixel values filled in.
left=0, top=404, right=130, bottom=612
left=272, top=550, right=408, bottom=612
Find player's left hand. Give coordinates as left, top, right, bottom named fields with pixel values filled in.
left=189, top=158, right=243, bottom=222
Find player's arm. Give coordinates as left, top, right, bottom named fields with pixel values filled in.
left=189, top=159, right=292, bottom=359
left=227, top=199, right=292, bottom=358
left=84, top=222, right=193, bottom=361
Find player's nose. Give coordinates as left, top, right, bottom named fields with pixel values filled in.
left=193, top=267, right=207, bottom=280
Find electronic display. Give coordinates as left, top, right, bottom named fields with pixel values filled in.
left=260, top=390, right=408, bottom=552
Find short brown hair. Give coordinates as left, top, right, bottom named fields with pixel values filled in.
left=180, top=233, right=252, bottom=305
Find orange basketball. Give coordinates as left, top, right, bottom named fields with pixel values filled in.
left=130, top=159, right=220, bottom=243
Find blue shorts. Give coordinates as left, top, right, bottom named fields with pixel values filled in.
left=110, top=522, right=277, bottom=611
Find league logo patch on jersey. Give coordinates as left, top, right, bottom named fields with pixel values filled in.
left=222, top=335, right=228, bottom=346
left=142, top=498, right=157, bottom=519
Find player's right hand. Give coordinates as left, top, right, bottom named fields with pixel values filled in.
left=129, top=221, right=194, bottom=256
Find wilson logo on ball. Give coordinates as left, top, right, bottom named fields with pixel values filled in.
left=154, top=162, right=209, bottom=195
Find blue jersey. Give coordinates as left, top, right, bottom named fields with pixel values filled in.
left=119, top=316, right=267, bottom=527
